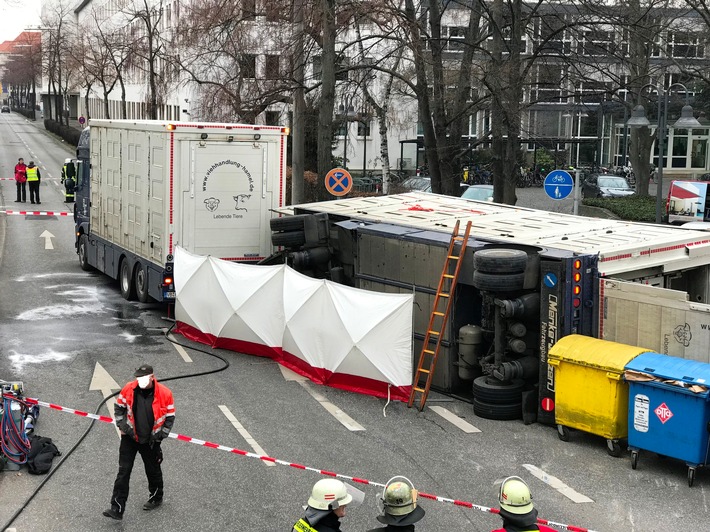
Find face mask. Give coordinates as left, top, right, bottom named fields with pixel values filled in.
left=136, top=375, right=152, bottom=389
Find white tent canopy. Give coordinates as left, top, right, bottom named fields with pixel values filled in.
left=174, top=247, right=414, bottom=401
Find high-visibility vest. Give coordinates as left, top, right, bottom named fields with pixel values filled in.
left=26, top=167, right=39, bottom=181
left=293, top=518, right=318, bottom=532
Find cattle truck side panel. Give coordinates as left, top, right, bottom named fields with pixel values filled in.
left=78, top=120, right=286, bottom=302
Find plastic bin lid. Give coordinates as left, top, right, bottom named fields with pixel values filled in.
left=549, top=334, right=651, bottom=372
left=625, top=352, right=710, bottom=389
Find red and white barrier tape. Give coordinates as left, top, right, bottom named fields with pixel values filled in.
left=0, top=177, right=17, bottom=180
left=2, top=394, right=595, bottom=532
left=0, top=210, right=72, bottom=216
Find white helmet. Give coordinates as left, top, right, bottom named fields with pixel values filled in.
left=499, top=476, right=534, bottom=515
left=377, top=476, right=425, bottom=526
left=307, top=479, right=352, bottom=510
left=65, top=158, right=72, bottom=164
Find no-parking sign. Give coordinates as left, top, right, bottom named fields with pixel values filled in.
left=325, top=168, right=353, bottom=197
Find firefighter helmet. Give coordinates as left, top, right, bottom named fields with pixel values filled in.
left=307, top=479, right=352, bottom=510
left=377, top=476, right=425, bottom=526
left=499, top=476, right=534, bottom=515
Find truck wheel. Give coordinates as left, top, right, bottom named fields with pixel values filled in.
left=472, top=271, right=525, bottom=292
left=473, top=249, right=528, bottom=274
left=120, top=260, right=136, bottom=301
left=135, top=263, right=151, bottom=303
left=473, top=398, right=522, bottom=421
left=78, top=235, right=92, bottom=272
left=272, top=230, right=306, bottom=248
left=472, top=376, right=525, bottom=403
left=270, top=214, right=309, bottom=232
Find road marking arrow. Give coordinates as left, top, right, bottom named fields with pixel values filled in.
left=89, top=362, right=121, bottom=438
left=40, top=230, right=55, bottom=250
left=279, top=366, right=365, bottom=431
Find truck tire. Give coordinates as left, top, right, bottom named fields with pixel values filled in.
left=473, top=398, right=522, bottom=421
left=473, top=249, right=528, bottom=274
left=472, top=271, right=525, bottom=292
left=135, top=263, right=151, bottom=303
left=78, top=235, right=92, bottom=272
left=472, top=376, right=525, bottom=403
left=120, top=260, right=136, bottom=301
left=272, top=230, right=306, bottom=248
left=270, top=214, right=309, bottom=232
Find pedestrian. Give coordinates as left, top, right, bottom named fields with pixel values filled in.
left=292, top=478, right=363, bottom=532
left=61, top=158, right=76, bottom=203
left=103, top=364, right=175, bottom=521
left=491, top=476, right=556, bottom=532
left=26, top=161, right=41, bottom=205
left=14, top=157, right=27, bottom=203
left=367, top=476, right=425, bottom=531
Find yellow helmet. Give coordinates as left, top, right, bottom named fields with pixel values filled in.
left=499, top=476, right=534, bottom=515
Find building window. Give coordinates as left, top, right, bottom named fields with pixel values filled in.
left=240, top=54, right=257, bottom=78
left=667, top=31, right=705, bottom=59
left=265, top=110, right=280, bottom=125
left=312, top=55, right=322, bottom=79
left=265, top=55, right=280, bottom=79
left=357, top=119, right=371, bottom=137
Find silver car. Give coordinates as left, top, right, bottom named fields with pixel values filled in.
left=582, top=174, right=635, bottom=199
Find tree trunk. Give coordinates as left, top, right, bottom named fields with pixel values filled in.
left=316, top=0, right=336, bottom=200
left=290, top=0, right=305, bottom=205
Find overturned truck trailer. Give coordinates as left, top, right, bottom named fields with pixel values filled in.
left=270, top=192, right=710, bottom=424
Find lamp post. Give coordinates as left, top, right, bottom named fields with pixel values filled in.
left=626, top=83, right=702, bottom=223
left=336, top=103, right=357, bottom=169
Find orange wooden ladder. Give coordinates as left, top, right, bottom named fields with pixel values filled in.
left=408, top=220, right=473, bottom=411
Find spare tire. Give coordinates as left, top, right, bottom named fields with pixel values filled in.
left=270, top=214, right=310, bottom=232
left=473, top=271, right=525, bottom=292
left=474, top=249, right=528, bottom=274
left=473, top=398, right=523, bottom=421
left=272, top=230, right=306, bottom=248
left=473, top=376, right=525, bottom=403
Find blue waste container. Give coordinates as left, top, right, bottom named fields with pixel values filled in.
left=625, top=353, right=710, bottom=487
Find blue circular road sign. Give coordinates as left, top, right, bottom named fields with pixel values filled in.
left=543, top=170, right=574, bottom=200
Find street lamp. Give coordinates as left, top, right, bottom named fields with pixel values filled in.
left=627, top=82, right=702, bottom=223
left=336, top=103, right=357, bottom=169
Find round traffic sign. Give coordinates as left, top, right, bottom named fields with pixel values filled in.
left=325, top=168, right=353, bottom=197
left=78, top=116, right=86, bottom=125
left=543, top=170, right=574, bottom=200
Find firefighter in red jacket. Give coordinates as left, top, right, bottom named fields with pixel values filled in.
left=491, top=477, right=556, bottom=532
left=103, top=364, right=175, bottom=520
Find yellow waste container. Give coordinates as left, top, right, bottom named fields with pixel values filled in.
left=548, top=334, right=651, bottom=456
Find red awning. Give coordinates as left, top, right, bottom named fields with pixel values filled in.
left=671, top=185, right=701, bottom=200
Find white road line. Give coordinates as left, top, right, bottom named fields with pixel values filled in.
left=218, top=405, right=275, bottom=467
left=168, top=334, right=193, bottom=362
left=278, top=365, right=365, bottom=432
left=522, top=464, right=594, bottom=503
left=428, top=406, right=481, bottom=433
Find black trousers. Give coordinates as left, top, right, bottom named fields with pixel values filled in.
left=28, top=181, right=40, bottom=203
left=109, top=435, right=164, bottom=514
left=16, top=182, right=26, bottom=202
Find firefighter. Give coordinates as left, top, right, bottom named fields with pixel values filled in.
left=293, top=478, right=363, bottom=532
left=491, top=476, right=556, bottom=532
left=61, top=158, right=76, bottom=203
left=26, top=161, right=41, bottom=204
left=367, top=476, right=425, bottom=531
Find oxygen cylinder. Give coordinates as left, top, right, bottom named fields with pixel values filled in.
left=458, top=325, right=483, bottom=380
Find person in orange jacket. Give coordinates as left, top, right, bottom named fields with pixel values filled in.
left=103, top=364, right=175, bottom=520
left=491, top=477, right=556, bottom=532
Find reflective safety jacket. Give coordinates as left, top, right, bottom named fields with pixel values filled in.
left=115, top=379, right=175, bottom=441
left=492, top=525, right=558, bottom=532
left=293, top=519, right=318, bottom=532
left=26, top=167, right=39, bottom=182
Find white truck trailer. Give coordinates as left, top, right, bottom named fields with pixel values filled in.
left=74, top=120, right=287, bottom=302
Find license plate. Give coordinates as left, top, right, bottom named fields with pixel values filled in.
left=163, top=291, right=176, bottom=300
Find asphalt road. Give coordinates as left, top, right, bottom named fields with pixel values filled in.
left=0, top=114, right=708, bottom=532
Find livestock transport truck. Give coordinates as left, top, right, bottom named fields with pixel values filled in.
left=74, top=120, right=288, bottom=302
left=270, top=192, right=710, bottom=425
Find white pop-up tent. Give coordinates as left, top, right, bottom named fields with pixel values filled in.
left=173, top=247, right=414, bottom=401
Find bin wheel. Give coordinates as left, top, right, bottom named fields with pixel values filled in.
left=607, top=439, right=622, bottom=458
left=557, top=424, right=570, bottom=442
left=631, top=451, right=639, bottom=470
left=688, top=467, right=696, bottom=487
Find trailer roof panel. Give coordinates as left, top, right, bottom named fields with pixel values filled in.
left=288, top=192, right=710, bottom=275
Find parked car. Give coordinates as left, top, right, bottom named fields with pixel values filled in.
left=581, top=174, right=635, bottom=199
left=461, top=184, right=494, bottom=202
left=401, top=176, right=432, bottom=192
left=1, top=106, right=10, bottom=113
